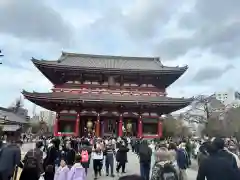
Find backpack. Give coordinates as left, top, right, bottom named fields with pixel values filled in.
left=153, top=162, right=178, bottom=180
left=81, top=150, right=89, bottom=163
left=24, top=150, right=38, bottom=169
left=160, top=163, right=178, bottom=180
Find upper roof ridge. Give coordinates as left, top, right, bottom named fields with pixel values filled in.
left=61, top=51, right=159, bottom=61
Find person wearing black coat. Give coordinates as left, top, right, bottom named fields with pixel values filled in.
left=212, top=138, right=238, bottom=170
left=116, top=142, right=129, bottom=173
left=43, top=138, right=60, bottom=171
left=63, top=141, right=76, bottom=167
left=197, top=142, right=240, bottom=180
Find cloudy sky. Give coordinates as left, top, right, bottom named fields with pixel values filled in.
left=0, top=0, right=239, bottom=115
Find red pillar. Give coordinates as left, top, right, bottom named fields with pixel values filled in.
left=54, top=112, right=59, bottom=136
left=118, top=114, right=123, bottom=137
left=158, top=118, right=163, bottom=138
left=95, top=114, right=100, bottom=137
left=138, top=115, right=143, bottom=138
left=75, top=113, right=80, bottom=137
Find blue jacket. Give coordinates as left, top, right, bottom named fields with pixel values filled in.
left=176, top=148, right=189, bottom=169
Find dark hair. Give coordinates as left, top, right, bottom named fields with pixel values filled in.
left=75, top=154, right=82, bottom=162
left=119, top=175, right=144, bottom=180
left=168, top=142, right=177, bottom=150
left=206, top=143, right=218, bottom=155
left=212, top=138, right=225, bottom=150
left=36, top=141, right=43, bottom=149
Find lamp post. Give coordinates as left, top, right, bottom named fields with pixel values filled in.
left=0, top=50, right=3, bottom=64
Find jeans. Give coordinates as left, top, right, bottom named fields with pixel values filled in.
left=105, top=155, right=114, bottom=175
left=140, top=162, right=151, bottom=180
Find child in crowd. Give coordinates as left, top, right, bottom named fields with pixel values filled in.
left=53, top=159, right=69, bottom=180
left=68, top=154, right=86, bottom=180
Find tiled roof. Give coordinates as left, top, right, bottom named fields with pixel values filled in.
left=2, top=125, right=21, bottom=132
left=32, top=52, right=188, bottom=72
left=22, top=91, right=193, bottom=105
left=0, top=107, right=27, bottom=124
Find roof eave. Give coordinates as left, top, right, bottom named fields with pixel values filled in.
left=31, top=58, right=188, bottom=75
left=31, top=58, right=57, bottom=84
left=22, top=91, right=193, bottom=105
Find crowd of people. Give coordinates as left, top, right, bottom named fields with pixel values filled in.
left=0, top=134, right=240, bottom=180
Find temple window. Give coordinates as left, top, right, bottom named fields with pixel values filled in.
left=112, top=92, right=121, bottom=95
left=102, top=91, right=109, bottom=95
left=133, top=93, right=140, bottom=96
left=60, top=110, right=68, bottom=113
left=82, top=91, right=89, bottom=94
left=69, top=110, right=77, bottom=114
left=91, top=91, right=99, bottom=94
left=72, top=90, right=79, bottom=94
left=131, top=84, right=138, bottom=87
left=150, top=93, right=157, bottom=96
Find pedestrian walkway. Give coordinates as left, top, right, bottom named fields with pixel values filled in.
left=17, top=144, right=198, bottom=180
left=85, top=151, right=139, bottom=180
left=85, top=152, right=197, bottom=180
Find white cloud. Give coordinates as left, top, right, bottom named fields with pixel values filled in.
left=0, top=0, right=239, bottom=116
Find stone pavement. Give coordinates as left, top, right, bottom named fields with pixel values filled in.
left=85, top=152, right=198, bottom=180
left=19, top=143, right=198, bottom=180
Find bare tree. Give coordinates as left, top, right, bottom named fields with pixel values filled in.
left=9, top=97, right=24, bottom=113
left=223, top=107, right=240, bottom=139
left=162, top=115, right=190, bottom=138
left=39, top=113, right=48, bottom=134
left=180, top=94, right=226, bottom=136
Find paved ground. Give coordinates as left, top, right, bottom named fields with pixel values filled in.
left=85, top=151, right=198, bottom=180
left=19, top=143, right=198, bottom=180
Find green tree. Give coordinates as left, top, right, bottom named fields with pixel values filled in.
left=162, top=115, right=190, bottom=138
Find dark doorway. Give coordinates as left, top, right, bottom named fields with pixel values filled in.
left=58, top=121, right=75, bottom=134
left=101, top=116, right=118, bottom=137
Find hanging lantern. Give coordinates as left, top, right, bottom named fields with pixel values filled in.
left=87, top=119, right=93, bottom=131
